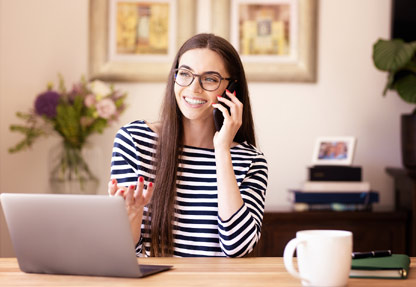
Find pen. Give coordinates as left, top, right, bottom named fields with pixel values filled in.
left=352, top=250, right=392, bottom=259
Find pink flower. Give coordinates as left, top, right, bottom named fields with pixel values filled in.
left=80, top=116, right=94, bottom=127
left=71, top=83, right=82, bottom=94
left=112, top=91, right=124, bottom=99
left=96, top=98, right=116, bottom=119
left=68, top=83, right=83, bottom=102
left=84, top=94, right=96, bottom=108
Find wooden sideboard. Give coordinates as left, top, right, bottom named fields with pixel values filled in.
left=250, top=210, right=407, bottom=257
left=386, top=167, right=416, bottom=256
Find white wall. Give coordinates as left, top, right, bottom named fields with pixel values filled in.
left=0, top=0, right=410, bottom=257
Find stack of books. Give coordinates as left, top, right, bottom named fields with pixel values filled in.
left=350, top=254, right=410, bottom=279
left=290, top=166, right=379, bottom=211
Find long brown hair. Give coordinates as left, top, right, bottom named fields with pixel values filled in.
left=149, top=33, right=256, bottom=256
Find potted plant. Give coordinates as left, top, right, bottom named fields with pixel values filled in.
left=9, top=75, right=127, bottom=194
left=372, top=39, right=416, bottom=169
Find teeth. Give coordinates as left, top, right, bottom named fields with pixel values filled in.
left=184, top=97, right=207, bottom=105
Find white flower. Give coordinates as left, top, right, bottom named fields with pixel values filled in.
left=96, top=98, right=116, bottom=119
left=88, top=80, right=112, bottom=98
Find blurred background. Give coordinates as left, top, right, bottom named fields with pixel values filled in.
left=0, top=0, right=411, bottom=256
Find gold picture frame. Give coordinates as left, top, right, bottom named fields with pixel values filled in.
left=211, top=0, right=317, bottom=82
left=89, top=0, right=196, bottom=82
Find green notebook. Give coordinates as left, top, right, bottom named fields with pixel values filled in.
left=350, top=254, right=411, bottom=279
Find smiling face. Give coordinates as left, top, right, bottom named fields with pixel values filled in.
left=174, top=48, right=230, bottom=125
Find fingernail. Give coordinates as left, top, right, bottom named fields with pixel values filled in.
left=149, top=182, right=153, bottom=188
left=139, top=176, right=144, bottom=183
left=217, top=95, right=222, bottom=98
left=112, top=179, right=116, bottom=185
left=226, top=89, right=236, bottom=96
left=120, top=190, right=124, bottom=194
left=129, top=185, right=135, bottom=190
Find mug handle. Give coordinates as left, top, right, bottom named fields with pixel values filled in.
left=283, top=238, right=308, bottom=282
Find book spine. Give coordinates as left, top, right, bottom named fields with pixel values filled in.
left=302, top=181, right=371, bottom=192
left=292, top=191, right=379, bottom=204
left=309, top=166, right=362, bottom=181
left=293, top=203, right=372, bottom=212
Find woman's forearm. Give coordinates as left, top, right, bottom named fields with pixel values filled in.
left=215, top=147, right=244, bottom=220
left=128, top=207, right=144, bottom=245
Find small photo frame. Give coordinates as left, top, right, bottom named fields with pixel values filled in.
left=312, top=137, right=356, bottom=166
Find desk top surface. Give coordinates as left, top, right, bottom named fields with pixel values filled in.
left=0, top=257, right=415, bottom=286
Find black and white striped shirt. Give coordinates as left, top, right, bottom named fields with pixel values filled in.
left=111, top=120, right=268, bottom=257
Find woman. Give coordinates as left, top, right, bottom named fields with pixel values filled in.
left=109, top=33, right=268, bottom=257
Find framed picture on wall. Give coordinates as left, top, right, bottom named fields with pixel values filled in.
left=89, top=0, right=196, bottom=82
left=312, top=137, right=357, bottom=166
left=211, top=0, right=317, bottom=82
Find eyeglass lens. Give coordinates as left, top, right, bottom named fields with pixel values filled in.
left=175, top=69, right=222, bottom=91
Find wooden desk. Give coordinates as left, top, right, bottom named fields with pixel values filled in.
left=0, top=257, right=415, bottom=286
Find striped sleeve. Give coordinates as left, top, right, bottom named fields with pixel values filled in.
left=217, top=151, right=268, bottom=257
left=110, top=122, right=157, bottom=186
left=110, top=126, right=140, bottom=187
left=110, top=122, right=156, bottom=256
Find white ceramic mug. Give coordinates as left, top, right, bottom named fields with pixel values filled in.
left=283, top=230, right=352, bottom=287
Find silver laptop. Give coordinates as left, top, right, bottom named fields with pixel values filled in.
left=0, top=193, right=171, bottom=278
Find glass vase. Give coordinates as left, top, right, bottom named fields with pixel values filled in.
left=48, top=141, right=99, bottom=194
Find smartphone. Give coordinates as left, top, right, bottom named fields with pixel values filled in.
left=213, top=81, right=237, bottom=131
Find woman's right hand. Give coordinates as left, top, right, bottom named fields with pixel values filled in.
left=108, top=177, right=154, bottom=243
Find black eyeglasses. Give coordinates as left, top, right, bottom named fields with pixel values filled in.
left=174, top=68, right=233, bottom=91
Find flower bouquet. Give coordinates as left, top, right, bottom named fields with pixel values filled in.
left=9, top=75, right=127, bottom=193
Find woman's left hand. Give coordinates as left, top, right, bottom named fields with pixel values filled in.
left=212, top=89, right=243, bottom=150
left=108, top=177, right=154, bottom=244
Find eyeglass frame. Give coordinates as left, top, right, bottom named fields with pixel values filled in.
left=173, top=68, right=234, bottom=92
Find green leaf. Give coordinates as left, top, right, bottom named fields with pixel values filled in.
left=373, top=39, right=416, bottom=71
left=8, top=126, right=46, bottom=153
left=9, top=124, right=32, bottom=133
left=395, top=74, right=416, bottom=104
left=89, top=118, right=107, bottom=134
left=404, top=60, right=416, bottom=74
left=383, top=72, right=396, bottom=95
left=55, top=104, right=83, bottom=147
left=15, top=112, right=33, bottom=120
left=8, top=140, right=29, bottom=153
left=115, top=95, right=127, bottom=109
left=73, top=95, right=84, bottom=114
left=58, top=73, right=67, bottom=94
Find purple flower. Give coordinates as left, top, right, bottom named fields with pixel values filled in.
left=34, top=91, right=61, bottom=118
